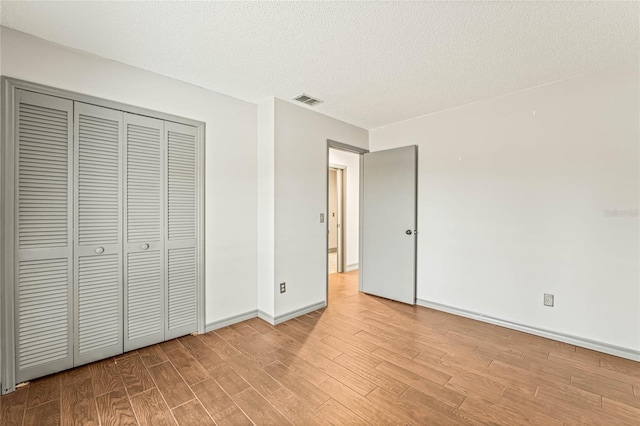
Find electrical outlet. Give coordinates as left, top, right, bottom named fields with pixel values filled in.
left=544, top=293, right=554, bottom=307
left=280, top=282, right=286, bottom=293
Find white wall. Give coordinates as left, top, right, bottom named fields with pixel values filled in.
left=257, top=99, right=275, bottom=318
left=274, top=98, right=368, bottom=318
left=0, top=27, right=259, bottom=327
left=370, top=63, right=640, bottom=352
left=329, top=148, right=361, bottom=270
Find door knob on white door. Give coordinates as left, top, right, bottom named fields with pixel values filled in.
left=405, top=230, right=412, bottom=235
left=141, top=243, right=150, bottom=250
left=95, top=247, right=104, bottom=254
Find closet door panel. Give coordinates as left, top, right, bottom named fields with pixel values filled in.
left=126, top=249, right=163, bottom=348
left=167, top=246, right=196, bottom=331
left=74, top=102, right=123, bottom=366
left=124, top=114, right=165, bottom=351
left=165, top=122, right=198, bottom=339
left=14, top=90, right=74, bottom=382
left=76, top=254, right=120, bottom=358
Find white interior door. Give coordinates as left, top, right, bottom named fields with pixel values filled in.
left=328, top=169, right=338, bottom=251
left=336, top=168, right=343, bottom=273
left=123, top=113, right=165, bottom=351
left=14, top=90, right=74, bottom=382
left=361, top=145, right=417, bottom=304
left=74, top=102, right=124, bottom=366
left=165, top=121, right=199, bottom=339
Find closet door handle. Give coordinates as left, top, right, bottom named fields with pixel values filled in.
left=95, top=247, right=105, bottom=254
left=141, top=243, right=150, bottom=250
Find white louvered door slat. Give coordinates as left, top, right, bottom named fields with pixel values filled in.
left=165, top=122, right=198, bottom=339
left=74, top=102, right=124, bottom=366
left=124, top=113, right=165, bottom=351
left=15, top=90, right=74, bottom=382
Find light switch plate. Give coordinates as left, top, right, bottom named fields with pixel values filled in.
left=320, top=213, right=325, bottom=223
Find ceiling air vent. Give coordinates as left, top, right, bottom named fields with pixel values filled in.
left=293, top=93, right=323, bottom=106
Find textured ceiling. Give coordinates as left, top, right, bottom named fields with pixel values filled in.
left=1, top=1, right=638, bottom=129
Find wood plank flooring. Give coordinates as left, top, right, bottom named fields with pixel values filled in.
left=1, top=270, right=639, bottom=425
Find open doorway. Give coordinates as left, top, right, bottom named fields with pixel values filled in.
left=326, top=141, right=418, bottom=307
left=327, top=141, right=368, bottom=303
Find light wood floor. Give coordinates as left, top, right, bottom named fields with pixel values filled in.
left=1, top=271, right=639, bottom=425
left=328, top=251, right=337, bottom=274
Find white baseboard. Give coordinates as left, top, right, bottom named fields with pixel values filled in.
left=257, top=310, right=275, bottom=324
left=259, top=301, right=327, bottom=325
left=416, top=299, right=640, bottom=362
left=274, top=301, right=326, bottom=324
left=205, top=301, right=327, bottom=330
left=205, top=309, right=258, bottom=332
left=345, top=263, right=359, bottom=272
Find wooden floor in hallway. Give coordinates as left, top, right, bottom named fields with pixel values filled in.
left=1, top=270, right=639, bottom=425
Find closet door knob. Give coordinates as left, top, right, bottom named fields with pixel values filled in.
left=95, top=247, right=104, bottom=254
left=141, top=243, right=150, bottom=250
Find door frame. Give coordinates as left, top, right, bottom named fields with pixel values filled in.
left=326, top=140, right=369, bottom=304
left=0, top=77, right=206, bottom=394
left=328, top=164, right=345, bottom=273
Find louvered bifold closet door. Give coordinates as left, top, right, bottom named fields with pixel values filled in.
left=124, top=113, right=165, bottom=351
left=73, top=103, right=124, bottom=366
left=165, top=122, right=198, bottom=339
left=14, top=90, right=74, bottom=383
